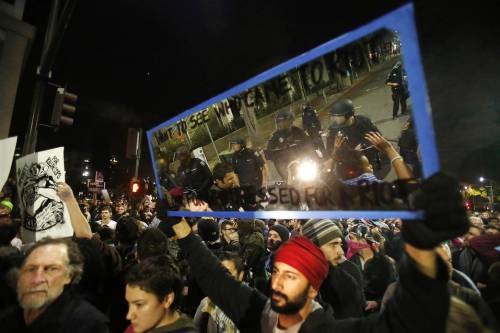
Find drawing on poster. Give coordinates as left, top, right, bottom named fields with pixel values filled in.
left=16, top=156, right=65, bottom=232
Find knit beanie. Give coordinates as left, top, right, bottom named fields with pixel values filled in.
left=275, top=236, right=329, bottom=291
left=302, top=218, right=343, bottom=248
left=270, top=224, right=290, bottom=242
left=197, top=218, right=220, bottom=242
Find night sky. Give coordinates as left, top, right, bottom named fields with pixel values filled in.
left=10, top=0, right=500, bottom=182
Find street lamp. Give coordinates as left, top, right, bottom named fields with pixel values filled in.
left=479, top=176, right=485, bottom=183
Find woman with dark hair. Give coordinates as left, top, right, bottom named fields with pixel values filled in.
left=124, top=255, right=196, bottom=333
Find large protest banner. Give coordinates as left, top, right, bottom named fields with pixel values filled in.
left=147, top=4, right=438, bottom=220
left=16, top=147, right=73, bottom=243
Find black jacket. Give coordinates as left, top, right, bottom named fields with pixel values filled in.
left=320, top=263, right=365, bottom=319
left=326, top=115, right=379, bottom=162
left=178, top=233, right=449, bottom=333
left=0, top=288, right=109, bottom=333
left=266, top=126, right=312, bottom=163
left=177, top=158, right=213, bottom=202
left=231, top=148, right=265, bottom=187
left=386, top=65, right=408, bottom=96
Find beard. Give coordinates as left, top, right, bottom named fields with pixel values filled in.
left=267, top=240, right=282, bottom=252
left=17, top=286, right=60, bottom=310
left=270, top=284, right=310, bottom=314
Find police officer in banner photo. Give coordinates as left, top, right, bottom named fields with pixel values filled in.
left=386, top=61, right=409, bottom=119
left=266, top=110, right=313, bottom=181
left=176, top=145, right=213, bottom=202
left=301, top=103, right=326, bottom=156
left=230, top=138, right=268, bottom=191
left=326, top=99, right=382, bottom=173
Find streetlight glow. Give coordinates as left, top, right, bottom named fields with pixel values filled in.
left=479, top=176, right=485, bottom=183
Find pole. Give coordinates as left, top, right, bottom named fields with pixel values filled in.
left=134, top=129, right=142, bottom=179
left=297, top=69, right=307, bottom=102
left=23, top=0, right=60, bottom=155
left=203, top=122, right=220, bottom=162
left=23, top=0, right=78, bottom=155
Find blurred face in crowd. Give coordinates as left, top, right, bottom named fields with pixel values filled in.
left=480, top=212, right=490, bottom=220
left=488, top=218, right=499, bottom=227
left=464, top=225, right=482, bottom=244
left=125, top=285, right=175, bottom=333
left=470, top=216, right=484, bottom=228
left=271, top=262, right=316, bottom=314
left=485, top=226, right=499, bottom=235
left=222, top=260, right=244, bottom=282
left=276, top=119, right=292, bottom=132
left=288, top=219, right=300, bottom=232
left=267, top=230, right=283, bottom=251
left=101, top=208, right=112, bottom=221
left=222, top=223, right=239, bottom=243
left=360, top=155, right=374, bottom=174
left=215, top=172, right=239, bottom=190
left=331, top=115, right=348, bottom=127
left=231, top=143, right=243, bottom=152
left=177, top=152, right=190, bottom=166
left=115, top=202, right=128, bottom=215
left=17, top=244, right=72, bottom=311
left=319, top=237, right=344, bottom=267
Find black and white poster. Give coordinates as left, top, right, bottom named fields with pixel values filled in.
left=0, top=136, right=17, bottom=192
left=16, top=147, right=73, bottom=243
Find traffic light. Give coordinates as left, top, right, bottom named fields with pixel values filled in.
left=51, top=87, right=78, bottom=129
left=130, top=179, right=141, bottom=195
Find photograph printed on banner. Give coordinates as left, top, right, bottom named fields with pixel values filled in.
left=150, top=29, right=421, bottom=213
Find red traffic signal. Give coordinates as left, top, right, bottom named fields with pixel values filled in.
left=464, top=200, right=472, bottom=210
left=130, top=179, right=141, bottom=194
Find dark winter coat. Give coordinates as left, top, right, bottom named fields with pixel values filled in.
left=0, top=288, right=109, bottom=333
left=319, top=263, right=365, bottom=319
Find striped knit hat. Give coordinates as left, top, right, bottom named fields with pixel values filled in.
left=302, top=218, right=343, bottom=248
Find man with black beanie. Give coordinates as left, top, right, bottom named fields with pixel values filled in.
left=197, top=218, right=222, bottom=252
left=255, top=224, right=291, bottom=295
left=303, top=218, right=366, bottom=319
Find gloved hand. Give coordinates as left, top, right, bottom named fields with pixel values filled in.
left=156, top=199, right=182, bottom=238
left=402, top=172, right=469, bottom=249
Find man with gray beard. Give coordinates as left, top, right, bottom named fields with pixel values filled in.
left=0, top=238, right=109, bottom=332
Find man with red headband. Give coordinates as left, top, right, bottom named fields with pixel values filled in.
left=167, top=173, right=469, bottom=332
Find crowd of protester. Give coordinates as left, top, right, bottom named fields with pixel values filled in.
left=0, top=171, right=499, bottom=332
